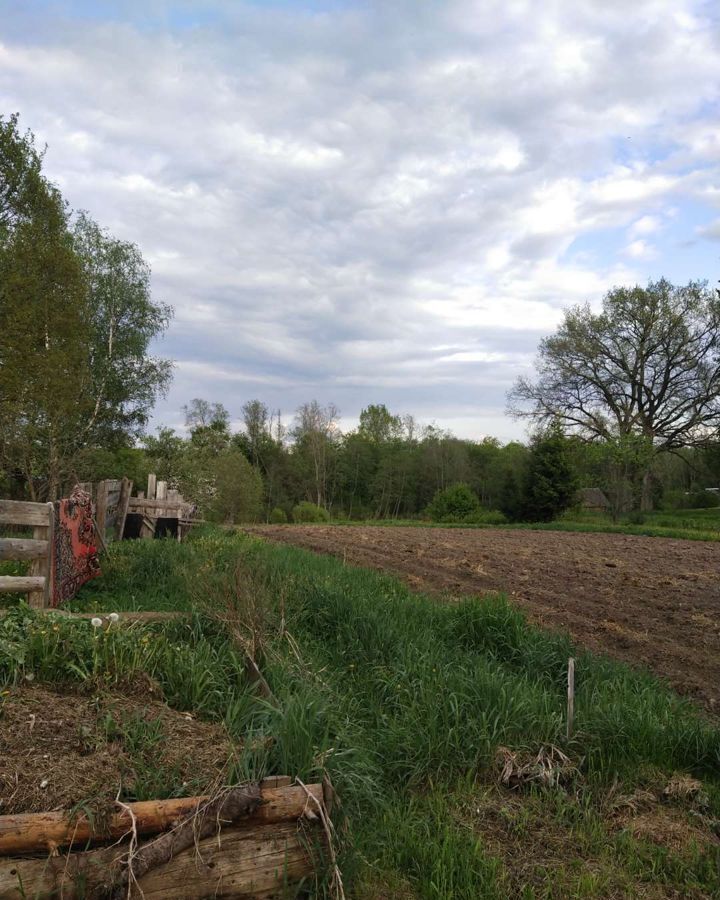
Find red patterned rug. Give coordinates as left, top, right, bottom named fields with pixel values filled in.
left=51, top=487, right=101, bottom=606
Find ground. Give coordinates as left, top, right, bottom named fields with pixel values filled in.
left=0, top=682, right=233, bottom=814
left=251, top=525, right=720, bottom=712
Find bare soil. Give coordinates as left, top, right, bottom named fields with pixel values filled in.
left=0, top=683, right=233, bottom=814
left=251, top=525, right=720, bottom=713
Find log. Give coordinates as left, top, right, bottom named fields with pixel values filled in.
left=0, top=539, right=48, bottom=561
left=0, top=500, right=50, bottom=527
left=0, top=820, right=319, bottom=900
left=0, top=576, right=45, bottom=594
left=0, top=782, right=320, bottom=855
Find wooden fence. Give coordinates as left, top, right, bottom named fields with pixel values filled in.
left=0, top=500, right=54, bottom=608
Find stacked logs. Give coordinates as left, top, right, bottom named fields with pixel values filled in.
left=0, top=778, right=326, bottom=899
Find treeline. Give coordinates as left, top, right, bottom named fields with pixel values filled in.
left=42, top=397, right=720, bottom=525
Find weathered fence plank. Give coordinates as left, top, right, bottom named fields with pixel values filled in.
left=0, top=539, right=48, bottom=561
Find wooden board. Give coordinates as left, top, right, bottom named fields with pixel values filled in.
left=0, top=500, right=51, bottom=527
left=0, top=539, right=48, bottom=561
left=29, top=503, right=53, bottom=608
left=0, top=820, right=320, bottom=900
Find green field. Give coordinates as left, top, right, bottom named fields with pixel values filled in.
left=2, top=528, right=720, bottom=897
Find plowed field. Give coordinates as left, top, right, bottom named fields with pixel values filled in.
left=251, top=525, right=720, bottom=713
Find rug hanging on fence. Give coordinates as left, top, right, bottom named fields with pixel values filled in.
left=51, top=487, right=101, bottom=606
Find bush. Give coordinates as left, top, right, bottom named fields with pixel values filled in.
left=269, top=507, right=289, bottom=524
left=520, top=425, right=578, bottom=522
left=292, top=502, right=330, bottom=523
left=689, top=490, right=720, bottom=509
left=426, top=483, right=480, bottom=522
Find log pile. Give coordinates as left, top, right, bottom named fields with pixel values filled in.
left=0, top=778, right=326, bottom=899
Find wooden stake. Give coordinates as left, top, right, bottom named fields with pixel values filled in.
left=566, top=657, right=575, bottom=740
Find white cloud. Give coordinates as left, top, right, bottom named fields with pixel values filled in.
left=1, top=0, right=719, bottom=438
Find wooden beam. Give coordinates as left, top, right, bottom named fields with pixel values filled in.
left=95, top=480, right=109, bottom=538
left=0, top=782, right=321, bottom=855
left=0, top=500, right=51, bottom=527
left=0, top=576, right=45, bottom=594
left=0, top=539, right=48, bottom=561
left=115, top=477, right=133, bottom=541
left=147, top=473, right=157, bottom=501
left=28, top=503, right=53, bottom=609
left=0, top=820, right=319, bottom=900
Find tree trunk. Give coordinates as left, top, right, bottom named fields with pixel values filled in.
left=640, top=469, right=654, bottom=511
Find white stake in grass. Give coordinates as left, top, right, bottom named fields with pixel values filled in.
left=566, top=657, right=575, bottom=740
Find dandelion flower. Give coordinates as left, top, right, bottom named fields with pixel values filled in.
left=108, top=612, right=120, bottom=624
left=91, top=617, right=103, bottom=628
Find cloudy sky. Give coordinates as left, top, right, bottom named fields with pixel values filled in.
left=2, top=0, right=720, bottom=440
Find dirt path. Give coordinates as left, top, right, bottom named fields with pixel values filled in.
left=250, top=525, right=720, bottom=713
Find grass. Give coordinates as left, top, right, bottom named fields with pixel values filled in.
left=323, top=505, right=720, bottom=543
left=2, top=527, right=720, bottom=897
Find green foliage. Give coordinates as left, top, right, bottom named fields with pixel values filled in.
left=498, top=467, right=523, bottom=521
left=269, top=506, right=288, bottom=523
left=206, top=451, right=263, bottom=524
left=688, top=490, right=720, bottom=509
left=5, top=529, right=720, bottom=896
left=0, top=116, right=172, bottom=499
left=426, top=483, right=480, bottom=522
left=292, top=501, right=330, bottom=523
left=520, top=426, right=578, bottom=522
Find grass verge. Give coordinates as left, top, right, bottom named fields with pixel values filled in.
left=2, top=527, right=720, bottom=897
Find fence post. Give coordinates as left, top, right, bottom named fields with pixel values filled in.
left=95, top=480, right=109, bottom=540
left=566, top=657, right=575, bottom=740
left=28, top=502, right=53, bottom=609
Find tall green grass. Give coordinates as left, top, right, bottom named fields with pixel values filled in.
left=4, top=528, right=719, bottom=897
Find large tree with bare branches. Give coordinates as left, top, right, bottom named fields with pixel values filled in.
left=509, top=279, right=720, bottom=507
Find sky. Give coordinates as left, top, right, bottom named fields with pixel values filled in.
left=2, top=0, right=720, bottom=441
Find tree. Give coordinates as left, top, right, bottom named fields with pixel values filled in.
left=292, top=401, right=340, bottom=508
left=510, top=280, right=720, bottom=508
left=0, top=116, right=173, bottom=498
left=358, top=404, right=403, bottom=443
left=183, top=398, right=229, bottom=431
left=0, top=117, right=91, bottom=498
left=207, top=451, right=263, bottom=524
left=520, top=426, right=578, bottom=522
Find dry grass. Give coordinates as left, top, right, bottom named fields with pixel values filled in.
left=0, top=683, right=235, bottom=814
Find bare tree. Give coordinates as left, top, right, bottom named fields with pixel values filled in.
left=509, top=279, right=720, bottom=507
left=292, top=401, right=340, bottom=508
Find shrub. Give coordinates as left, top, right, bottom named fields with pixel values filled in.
left=269, top=507, right=289, bottom=524
left=426, top=483, right=480, bottom=522
left=689, top=490, right=720, bottom=509
left=292, top=501, right=330, bottom=523
left=520, top=425, right=578, bottom=522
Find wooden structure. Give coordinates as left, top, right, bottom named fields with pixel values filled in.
left=0, top=500, right=54, bottom=608
left=126, top=474, right=196, bottom=541
left=0, top=778, right=326, bottom=899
